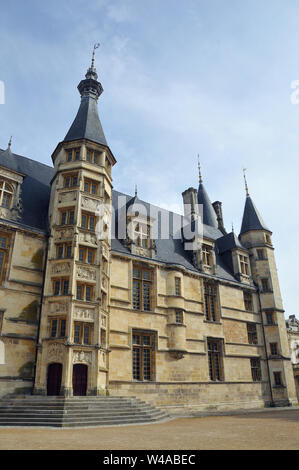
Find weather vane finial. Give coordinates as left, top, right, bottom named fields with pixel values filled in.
left=243, top=168, right=249, bottom=196
left=8, top=136, right=12, bottom=150
left=91, top=43, right=100, bottom=69
left=135, top=184, right=138, bottom=197
left=198, top=155, right=203, bottom=184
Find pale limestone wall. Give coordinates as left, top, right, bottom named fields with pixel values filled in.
left=108, top=253, right=272, bottom=409
left=0, top=228, right=46, bottom=397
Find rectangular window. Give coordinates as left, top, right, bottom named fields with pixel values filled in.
left=60, top=208, right=75, bottom=225
left=78, top=246, right=96, bottom=264
left=208, top=339, right=223, bottom=381
left=63, top=173, right=78, bottom=188
left=56, top=243, right=72, bottom=259
left=247, top=323, right=258, bottom=345
left=204, top=281, right=218, bottom=322
left=202, top=244, right=213, bottom=266
left=83, top=178, right=99, bottom=196
left=132, top=331, right=155, bottom=381
left=81, top=212, right=96, bottom=231
left=261, top=278, right=270, bottom=293
left=270, top=343, right=279, bottom=356
left=49, top=317, right=66, bottom=338
left=175, top=310, right=184, bottom=324
left=0, top=232, right=9, bottom=284
left=274, top=371, right=282, bottom=386
left=66, top=148, right=80, bottom=162
left=175, top=277, right=181, bottom=296
left=86, top=148, right=101, bottom=165
left=240, top=255, right=249, bottom=275
left=76, top=283, right=93, bottom=302
left=53, top=278, right=69, bottom=296
left=244, top=291, right=253, bottom=311
left=74, top=322, right=92, bottom=345
left=132, top=267, right=153, bottom=311
left=250, top=358, right=261, bottom=382
left=266, top=312, right=274, bottom=325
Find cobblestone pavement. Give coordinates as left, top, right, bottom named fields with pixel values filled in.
left=0, top=409, right=299, bottom=450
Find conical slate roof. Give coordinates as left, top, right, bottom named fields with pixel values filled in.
left=240, top=195, right=269, bottom=234
left=64, top=61, right=107, bottom=147
left=197, top=182, right=218, bottom=228
left=64, top=95, right=107, bottom=146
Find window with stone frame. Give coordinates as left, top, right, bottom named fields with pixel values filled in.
left=132, top=266, right=153, bottom=311
left=56, top=243, right=72, bottom=259
left=175, top=310, right=184, bottom=324
left=132, top=330, right=155, bottom=381
left=239, top=254, right=250, bottom=275
left=266, top=311, right=275, bottom=325
left=247, top=323, right=258, bottom=345
left=78, top=246, right=96, bottom=264
left=66, top=148, right=80, bottom=162
left=204, top=281, right=218, bottom=322
left=73, top=322, right=92, bottom=345
left=86, top=148, right=102, bottom=165
left=63, top=173, right=78, bottom=188
left=273, top=371, right=283, bottom=386
left=207, top=339, right=224, bottom=381
left=243, top=291, right=253, bottom=311
left=0, top=180, right=14, bottom=209
left=81, top=211, right=96, bottom=231
left=257, top=249, right=266, bottom=260
left=60, top=207, right=75, bottom=225
left=250, top=358, right=262, bottom=382
left=76, top=283, right=94, bottom=302
left=133, top=222, right=150, bottom=249
left=270, top=342, right=279, bottom=356
left=202, top=244, right=213, bottom=266
left=49, top=317, right=66, bottom=338
left=83, top=178, right=99, bottom=196
left=261, top=278, right=271, bottom=293
left=53, top=277, right=69, bottom=296
left=175, top=277, right=181, bottom=296
left=0, top=233, right=9, bottom=285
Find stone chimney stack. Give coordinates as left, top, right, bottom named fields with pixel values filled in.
left=212, top=201, right=226, bottom=234
left=182, top=188, right=198, bottom=221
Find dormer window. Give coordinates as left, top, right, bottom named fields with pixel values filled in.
left=0, top=181, right=13, bottom=209
left=239, top=255, right=249, bottom=276
left=133, top=222, right=150, bottom=248
left=202, top=244, right=213, bottom=266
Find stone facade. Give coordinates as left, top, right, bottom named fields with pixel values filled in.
left=0, top=58, right=297, bottom=414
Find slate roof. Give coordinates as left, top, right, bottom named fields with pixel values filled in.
left=197, top=182, right=218, bottom=228
left=240, top=194, right=269, bottom=234
left=0, top=148, right=53, bottom=231
left=64, top=95, right=107, bottom=147
left=216, top=231, right=246, bottom=254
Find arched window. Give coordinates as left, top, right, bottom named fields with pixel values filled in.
left=0, top=181, right=14, bottom=209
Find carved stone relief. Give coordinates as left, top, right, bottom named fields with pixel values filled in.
left=49, top=301, right=68, bottom=313
left=77, top=265, right=96, bottom=281
left=51, top=262, right=71, bottom=275
left=47, top=343, right=64, bottom=362
left=72, top=350, right=92, bottom=365
left=73, top=308, right=95, bottom=321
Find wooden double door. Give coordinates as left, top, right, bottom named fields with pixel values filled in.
left=47, top=363, right=88, bottom=396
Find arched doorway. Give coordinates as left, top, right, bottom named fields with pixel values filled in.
left=72, top=364, right=88, bottom=396
left=47, top=363, right=62, bottom=396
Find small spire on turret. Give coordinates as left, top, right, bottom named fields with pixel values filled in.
left=198, top=155, right=203, bottom=184
left=135, top=184, right=138, bottom=197
left=8, top=136, right=12, bottom=150
left=91, top=43, right=100, bottom=70
left=243, top=168, right=249, bottom=196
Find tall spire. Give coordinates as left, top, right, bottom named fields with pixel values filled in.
left=64, top=44, right=107, bottom=146
left=240, top=193, right=269, bottom=235
left=197, top=161, right=218, bottom=228
left=198, top=155, right=203, bottom=184
left=8, top=136, right=12, bottom=151
left=243, top=168, right=249, bottom=196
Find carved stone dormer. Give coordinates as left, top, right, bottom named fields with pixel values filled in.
left=125, top=193, right=156, bottom=258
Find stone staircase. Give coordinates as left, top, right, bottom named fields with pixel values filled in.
left=0, top=395, right=169, bottom=427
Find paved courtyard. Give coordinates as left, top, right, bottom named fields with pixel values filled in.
left=1, top=408, right=299, bottom=450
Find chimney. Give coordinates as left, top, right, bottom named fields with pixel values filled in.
left=182, top=188, right=198, bottom=221
left=212, top=201, right=226, bottom=234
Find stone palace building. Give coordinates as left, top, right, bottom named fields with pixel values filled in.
left=0, top=55, right=297, bottom=415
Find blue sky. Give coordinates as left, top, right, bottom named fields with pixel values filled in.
left=0, top=0, right=299, bottom=316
